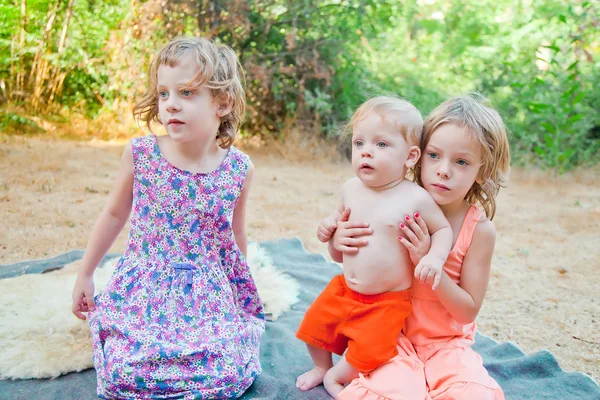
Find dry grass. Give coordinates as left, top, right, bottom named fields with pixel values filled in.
left=0, top=133, right=599, bottom=382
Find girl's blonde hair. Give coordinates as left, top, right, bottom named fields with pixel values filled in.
left=415, top=93, right=510, bottom=220
left=349, top=96, right=423, bottom=145
left=133, top=36, right=245, bottom=148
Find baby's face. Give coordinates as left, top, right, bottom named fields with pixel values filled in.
left=351, top=112, right=415, bottom=188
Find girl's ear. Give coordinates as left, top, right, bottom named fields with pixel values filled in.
left=216, top=95, right=233, bottom=118
left=405, top=145, right=421, bottom=169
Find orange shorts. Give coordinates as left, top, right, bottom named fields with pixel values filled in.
left=296, top=274, right=412, bottom=372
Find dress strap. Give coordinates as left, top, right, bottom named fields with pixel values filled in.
left=130, top=135, right=155, bottom=178
left=225, top=146, right=251, bottom=192
left=455, top=205, right=484, bottom=255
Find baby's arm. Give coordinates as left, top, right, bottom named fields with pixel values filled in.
left=320, top=180, right=373, bottom=262
left=320, top=202, right=345, bottom=263
left=72, top=143, right=134, bottom=320
left=434, top=218, right=495, bottom=324
left=412, top=191, right=453, bottom=289
left=232, top=161, right=255, bottom=257
left=317, top=202, right=345, bottom=243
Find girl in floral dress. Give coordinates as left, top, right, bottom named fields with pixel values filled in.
left=71, top=36, right=265, bottom=399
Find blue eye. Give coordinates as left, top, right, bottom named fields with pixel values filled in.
left=428, top=152, right=439, bottom=159
left=159, top=91, right=168, bottom=99
left=354, top=140, right=363, bottom=147
left=457, top=159, right=469, bottom=166
left=182, top=90, right=193, bottom=96
left=376, top=141, right=388, bottom=148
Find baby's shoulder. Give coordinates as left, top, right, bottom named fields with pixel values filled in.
left=398, top=180, right=431, bottom=200
left=344, top=176, right=361, bottom=185
left=341, top=177, right=362, bottom=191
left=337, top=178, right=362, bottom=202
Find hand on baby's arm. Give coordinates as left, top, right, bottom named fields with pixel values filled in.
left=399, top=214, right=442, bottom=289
left=398, top=213, right=431, bottom=266
left=399, top=193, right=453, bottom=291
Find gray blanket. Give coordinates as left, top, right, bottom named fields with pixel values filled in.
left=1, top=238, right=598, bottom=399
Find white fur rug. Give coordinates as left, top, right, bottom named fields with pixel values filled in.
left=0, top=243, right=299, bottom=380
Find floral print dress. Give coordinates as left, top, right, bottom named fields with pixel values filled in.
left=90, top=135, right=265, bottom=399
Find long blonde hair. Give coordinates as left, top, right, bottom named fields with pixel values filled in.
left=415, top=93, right=510, bottom=220
left=133, top=36, right=246, bottom=148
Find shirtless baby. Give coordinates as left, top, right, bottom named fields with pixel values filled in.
left=295, top=96, right=453, bottom=398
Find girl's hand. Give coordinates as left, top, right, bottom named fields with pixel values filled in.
left=332, top=208, right=373, bottom=254
left=72, top=274, right=96, bottom=320
left=398, top=213, right=431, bottom=266
left=414, top=253, right=444, bottom=290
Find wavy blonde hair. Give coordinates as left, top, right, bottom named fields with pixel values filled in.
left=415, top=93, right=510, bottom=220
left=348, top=96, right=423, bottom=145
left=133, top=36, right=246, bottom=148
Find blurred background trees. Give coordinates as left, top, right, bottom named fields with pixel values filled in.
left=0, top=0, right=598, bottom=170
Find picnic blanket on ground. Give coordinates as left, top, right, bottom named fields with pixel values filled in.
left=1, top=238, right=598, bottom=399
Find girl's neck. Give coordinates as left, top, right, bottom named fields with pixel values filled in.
left=174, top=136, right=221, bottom=161
left=157, top=134, right=226, bottom=174
left=439, top=199, right=471, bottom=220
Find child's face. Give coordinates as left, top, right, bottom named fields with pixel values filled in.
left=157, top=55, right=224, bottom=144
left=420, top=123, right=483, bottom=206
left=351, top=112, right=419, bottom=188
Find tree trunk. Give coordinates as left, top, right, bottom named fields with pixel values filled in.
left=16, top=0, right=27, bottom=94
left=9, top=36, right=15, bottom=100
left=30, top=0, right=61, bottom=111
left=57, top=0, right=74, bottom=54
left=45, top=0, right=74, bottom=110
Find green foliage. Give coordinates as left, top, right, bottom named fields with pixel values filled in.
left=196, top=0, right=399, bottom=137
left=0, top=0, right=130, bottom=115
left=0, top=0, right=598, bottom=170
left=481, top=0, right=600, bottom=170
left=0, top=110, right=42, bottom=134
left=362, top=0, right=599, bottom=170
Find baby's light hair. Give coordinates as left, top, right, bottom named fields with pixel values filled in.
left=415, top=93, right=510, bottom=220
left=133, top=36, right=246, bottom=148
left=349, top=96, right=423, bottom=146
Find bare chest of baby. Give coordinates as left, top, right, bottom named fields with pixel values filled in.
left=342, top=180, right=420, bottom=295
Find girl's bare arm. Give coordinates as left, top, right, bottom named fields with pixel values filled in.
left=434, top=219, right=496, bottom=324
left=78, top=143, right=134, bottom=277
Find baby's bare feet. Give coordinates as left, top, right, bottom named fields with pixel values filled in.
left=296, top=366, right=329, bottom=391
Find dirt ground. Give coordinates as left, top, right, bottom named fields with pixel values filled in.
left=1, top=134, right=599, bottom=382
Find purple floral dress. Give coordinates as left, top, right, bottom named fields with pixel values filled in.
left=90, top=135, right=265, bottom=399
